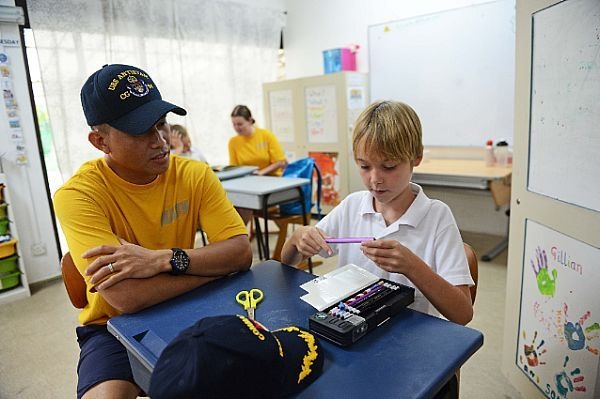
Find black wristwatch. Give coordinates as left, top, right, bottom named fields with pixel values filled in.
left=170, top=248, right=190, bottom=275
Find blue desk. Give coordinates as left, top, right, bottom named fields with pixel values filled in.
left=108, top=261, right=483, bottom=398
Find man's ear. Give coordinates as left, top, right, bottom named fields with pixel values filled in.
left=88, top=129, right=110, bottom=154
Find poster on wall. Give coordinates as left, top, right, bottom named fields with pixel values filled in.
left=309, top=151, right=340, bottom=207
left=268, top=90, right=294, bottom=143
left=305, top=85, right=337, bottom=143
left=516, top=219, right=599, bottom=399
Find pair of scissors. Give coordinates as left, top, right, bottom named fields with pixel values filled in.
left=235, top=288, right=264, bottom=320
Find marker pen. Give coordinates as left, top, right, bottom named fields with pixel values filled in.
left=325, top=237, right=375, bottom=244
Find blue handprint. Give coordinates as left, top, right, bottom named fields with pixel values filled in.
left=530, top=246, right=557, bottom=297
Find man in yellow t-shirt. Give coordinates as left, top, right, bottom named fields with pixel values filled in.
left=53, top=64, right=252, bottom=399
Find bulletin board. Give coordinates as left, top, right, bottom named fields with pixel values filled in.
left=305, top=85, right=338, bottom=144
left=268, top=90, right=294, bottom=143
left=516, top=219, right=599, bottom=398
left=368, top=0, right=515, bottom=147
left=527, top=0, right=600, bottom=212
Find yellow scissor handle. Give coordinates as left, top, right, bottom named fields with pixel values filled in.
left=236, top=288, right=264, bottom=309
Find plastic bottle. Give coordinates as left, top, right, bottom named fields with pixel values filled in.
left=495, top=140, right=510, bottom=167
left=484, top=139, right=495, bottom=166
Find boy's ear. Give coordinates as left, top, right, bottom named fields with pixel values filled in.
left=88, top=130, right=110, bottom=154
left=412, top=155, right=423, bottom=167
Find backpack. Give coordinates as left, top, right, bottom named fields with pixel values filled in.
left=279, top=157, right=322, bottom=219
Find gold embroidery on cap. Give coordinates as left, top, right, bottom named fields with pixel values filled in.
left=238, top=315, right=265, bottom=341
left=276, top=326, right=319, bottom=384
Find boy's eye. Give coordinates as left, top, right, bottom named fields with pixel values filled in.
left=383, top=165, right=397, bottom=170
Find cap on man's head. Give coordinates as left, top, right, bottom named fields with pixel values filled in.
left=80, top=64, right=186, bottom=135
left=148, top=315, right=324, bottom=399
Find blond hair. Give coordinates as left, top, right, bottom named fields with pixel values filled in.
left=352, top=100, right=423, bottom=162
left=171, top=124, right=192, bottom=152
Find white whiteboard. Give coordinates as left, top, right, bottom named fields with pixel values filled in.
left=368, top=0, right=515, bottom=147
left=528, top=0, right=600, bottom=212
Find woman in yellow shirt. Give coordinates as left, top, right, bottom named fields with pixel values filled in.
left=229, top=105, right=287, bottom=176
left=228, top=105, right=288, bottom=225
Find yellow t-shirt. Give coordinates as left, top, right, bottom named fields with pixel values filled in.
left=53, top=156, right=247, bottom=326
left=228, top=127, right=286, bottom=176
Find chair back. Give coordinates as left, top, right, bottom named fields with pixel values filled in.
left=61, top=252, right=88, bottom=309
left=279, top=157, right=322, bottom=219
left=463, top=243, right=478, bottom=304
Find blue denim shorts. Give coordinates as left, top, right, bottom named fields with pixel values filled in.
left=76, top=324, right=138, bottom=398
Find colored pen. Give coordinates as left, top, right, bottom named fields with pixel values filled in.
left=325, top=237, right=375, bottom=244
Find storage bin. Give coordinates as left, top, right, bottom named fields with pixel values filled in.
left=0, top=203, right=7, bottom=219
left=0, top=254, right=18, bottom=274
left=322, top=47, right=357, bottom=74
left=0, top=218, right=9, bottom=235
left=0, top=238, right=17, bottom=258
left=0, top=270, right=21, bottom=292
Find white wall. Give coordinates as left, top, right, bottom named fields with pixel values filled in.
left=282, top=0, right=512, bottom=237
left=283, top=0, right=495, bottom=79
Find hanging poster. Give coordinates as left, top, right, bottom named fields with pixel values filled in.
left=309, top=151, right=340, bottom=206
left=516, top=219, right=599, bottom=399
left=305, top=85, right=337, bottom=143
left=268, top=90, right=294, bottom=143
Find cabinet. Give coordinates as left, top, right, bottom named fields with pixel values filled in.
left=263, top=72, right=368, bottom=214
left=0, top=173, right=31, bottom=304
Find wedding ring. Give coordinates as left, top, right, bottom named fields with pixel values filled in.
left=107, top=262, right=115, bottom=273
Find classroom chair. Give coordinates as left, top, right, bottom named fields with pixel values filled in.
left=60, top=252, right=88, bottom=309
left=464, top=242, right=478, bottom=304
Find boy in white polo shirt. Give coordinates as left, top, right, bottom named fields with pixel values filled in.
left=281, top=100, right=474, bottom=326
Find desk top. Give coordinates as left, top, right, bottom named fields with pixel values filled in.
left=108, top=261, right=483, bottom=398
left=221, top=175, right=309, bottom=195
left=414, top=158, right=511, bottom=180
left=214, top=165, right=257, bottom=180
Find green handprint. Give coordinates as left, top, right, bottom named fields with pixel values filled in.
left=531, top=246, right=557, bottom=297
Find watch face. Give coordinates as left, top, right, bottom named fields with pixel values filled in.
left=171, top=248, right=190, bottom=275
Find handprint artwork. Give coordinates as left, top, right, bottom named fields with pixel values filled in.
left=523, top=330, right=547, bottom=367
left=554, top=356, right=586, bottom=397
left=531, top=246, right=558, bottom=297
left=563, top=304, right=599, bottom=355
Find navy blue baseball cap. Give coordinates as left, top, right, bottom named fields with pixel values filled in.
left=148, top=315, right=324, bottom=399
left=80, top=64, right=186, bottom=135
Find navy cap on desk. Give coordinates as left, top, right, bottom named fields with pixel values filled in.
left=80, top=64, right=186, bottom=135
left=149, top=314, right=324, bottom=399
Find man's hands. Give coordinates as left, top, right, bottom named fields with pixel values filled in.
left=83, top=238, right=171, bottom=291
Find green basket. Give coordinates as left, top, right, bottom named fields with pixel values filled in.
left=0, top=270, right=20, bottom=292
left=0, top=254, right=18, bottom=274
left=0, top=218, right=9, bottom=235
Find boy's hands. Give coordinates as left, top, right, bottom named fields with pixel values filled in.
left=360, top=239, right=418, bottom=277
left=292, top=226, right=333, bottom=258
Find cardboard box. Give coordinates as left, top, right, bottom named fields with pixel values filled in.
left=323, top=47, right=356, bottom=74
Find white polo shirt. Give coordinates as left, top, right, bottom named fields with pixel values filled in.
left=316, top=183, right=474, bottom=318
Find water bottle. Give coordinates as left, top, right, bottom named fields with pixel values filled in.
left=484, top=139, right=495, bottom=167
left=495, top=140, right=510, bottom=167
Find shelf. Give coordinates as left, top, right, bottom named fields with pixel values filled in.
left=0, top=173, right=31, bottom=304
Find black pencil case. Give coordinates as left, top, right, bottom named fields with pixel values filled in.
left=308, top=279, right=415, bottom=346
